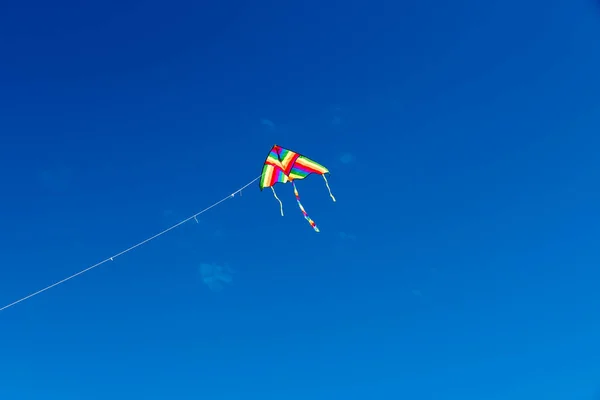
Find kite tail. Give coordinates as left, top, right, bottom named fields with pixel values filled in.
left=292, top=181, right=320, bottom=232
left=322, top=174, right=336, bottom=202
left=271, top=187, right=284, bottom=216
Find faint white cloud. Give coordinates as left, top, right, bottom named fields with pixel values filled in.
left=199, top=263, right=234, bottom=292
left=213, top=229, right=225, bottom=238
left=339, top=153, right=355, bottom=164
left=339, top=231, right=357, bottom=241
left=163, top=209, right=174, bottom=218
left=260, top=118, right=275, bottom=129
left=38, top=166, right=72, bottom=192
left=331, top=105, right=342, bottom=126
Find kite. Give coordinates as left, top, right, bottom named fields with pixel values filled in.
left=259, top=144, right=336, bottom=232
left=0, top=145, right=337, bottom=313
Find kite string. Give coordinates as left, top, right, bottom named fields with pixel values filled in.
left=322, top=175, right=336, bottom=202
left=0, top=175, right=261, bottom=313
left=271, top=187, right=284, bottom=216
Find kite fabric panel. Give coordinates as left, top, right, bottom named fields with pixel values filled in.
left=259, top=145, right=330, bottom=190
left=259, top=144, right=335, bottom=232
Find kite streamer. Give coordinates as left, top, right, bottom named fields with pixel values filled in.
left=322, top=175, right=336, bottom=202
left=292, top=181, right=319, bottom=232
left=271, top=187, right=284, bottom=216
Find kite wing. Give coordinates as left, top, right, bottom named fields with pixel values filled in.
left=259, top=145, right=290, bottom=190
left=259, top=145, right=336, bottom=232
left=259, top=145, right=330, bottom=190
left=288, top=153, right=330, bottom=181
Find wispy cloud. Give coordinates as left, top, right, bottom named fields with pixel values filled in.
left=38, top=166, right=72, bottom=192
left=339, top=153, right=355, bottom=164
left=199, top=263, right=234, bottom=292
left=339, top=231, right=357, bottom=241
left=213, top=228, right=226, bottom=238
left=331, top=105, right=342, bottom=127
left=163, top=209, right=175, bottom=218
left=260, top=118, right=275, bottom=130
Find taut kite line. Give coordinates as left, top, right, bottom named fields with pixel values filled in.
left=0, top=145, right=336, bottom=313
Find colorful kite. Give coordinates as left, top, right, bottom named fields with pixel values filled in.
left=0, top=146, right=338, bottom=313
left=259, top=144, right=336, bottom=232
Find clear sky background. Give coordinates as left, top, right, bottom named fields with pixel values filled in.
left=1, top=0, right=600, bottom=399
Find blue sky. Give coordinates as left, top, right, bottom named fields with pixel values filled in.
left=1, top=0, right=600, bottom=399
